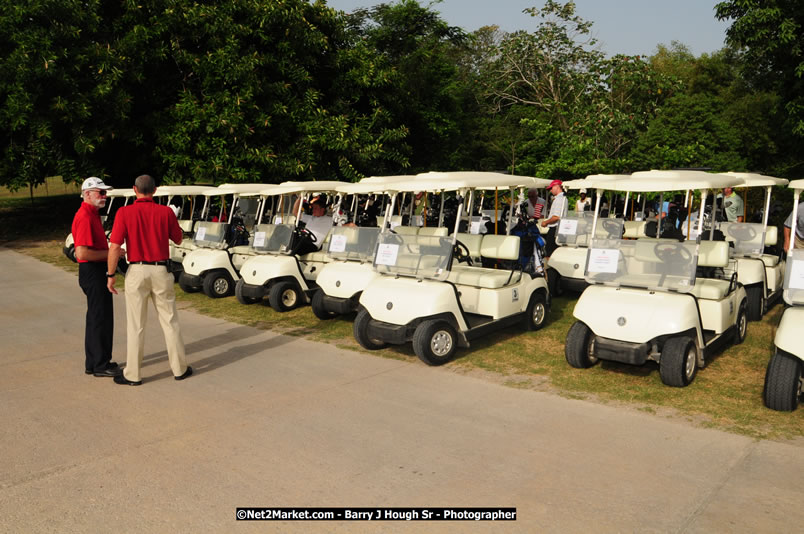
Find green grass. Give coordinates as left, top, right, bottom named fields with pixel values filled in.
left=4, top=194, right=804, bottom=439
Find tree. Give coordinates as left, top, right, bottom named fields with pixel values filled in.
left=716, top=0, right=804, bottom=138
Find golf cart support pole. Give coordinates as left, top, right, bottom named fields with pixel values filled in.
left=623, top=191, right=630, bottom=219
left=762, top=186, right=772, bottom=228
left=438, top=193, right=445, bottom=228
left=791, top=190, right=801, bottom=255
left=590, top=190, right=603, bottom=238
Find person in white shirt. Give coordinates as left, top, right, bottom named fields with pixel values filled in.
left=292, top=194, right=334, bottom=253
left=540, top=179, right=569, bottom=259
left=575, top=188, right=591, bottom=212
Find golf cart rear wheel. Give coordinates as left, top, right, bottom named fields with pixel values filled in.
left=311, top=290, right=337, bottom=320
left=203, top=270, right=234, bottom=298
left=178, top=273, right=200, bottom=293
left=660, top=336, right=698, bottom=387
left=565, top=321, right=597, bottom=369
left=235, top=278, right=260, bottom=305
left=734, top=304, right=748, bottom=345
left=763, top=349, right=802, bottom=411
left=353, top=309, right=388, bottom=350
left=746, top=285, right=763, bottom=321
left=413, top=320, right=458, bottom=366
left=269, top=281, right=301, bottom=312
left=523, top=292, right=547, bottom=331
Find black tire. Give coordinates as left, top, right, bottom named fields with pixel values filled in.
left=547, top=268, right=563, bottom=297
left=659, top=336, right=698, bottom=387
left=235, top=278, right=260, bottom=305
left=202, top=270, right=234, bottom=298
left=268, top=280, right=301, bottom=312
left=64, top=244, right=77, bottom=263
left=353, top=309, right=388, bottom=350
left=746, top=285, right=764, bottom=321
left=178, top=272, right=200, bottom=293
left=412, top=320, right=458, bottom=366
left=523, top=292, right=547, bottom=331
left=311, top=289, right=336, bottom=320
left=565, top=321, right=597, bottom=368
left=117, top=257, right=128, bottom=275
left=763, top=349, right=802, bottom=411
left=734, top=303, right=748, bottom=345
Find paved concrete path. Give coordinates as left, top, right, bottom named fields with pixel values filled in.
left=1, top=248, right=803, bottom=533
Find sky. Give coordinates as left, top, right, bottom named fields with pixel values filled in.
left=324, top=0, right=732, bottom=57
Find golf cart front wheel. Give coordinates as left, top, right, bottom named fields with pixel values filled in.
left=565, top=321, right=597, bottom=368
left=413, top=320, right=458, bottom=366
left=659, top=336, right=698, bottom=387
left=353, top=309, right=388, bottom=350
left=203, top=270, right=234, bottom=298
left=523, top=292, right=547, bottom=331
left=269, top=281, right=301, bottom=312
left=763, top=349, right=802, bottom=411
left=311, top=290, right=337, bottom=320
left=746, top=285, right=764, bottom=321
left=235, top=278, right=260, bottom=305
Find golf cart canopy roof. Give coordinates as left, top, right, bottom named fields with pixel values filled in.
left=216, top=183, right=274, bottom=194
left=606, top=170, right=742, bottom=192
left=359, top=175, right=417, bottom=184
left=723, top=172, right=789, bottom=188
left=260, top=181, right=348, bottom=196
left=153, top=185, right=216, bottom=196
left=789, top=179, right=804, bottom=190
left=106, top=189, right=136, bottom=198
left=415, top=171, right=550, bottom=189
left=564, top=174, right=630, bottom=190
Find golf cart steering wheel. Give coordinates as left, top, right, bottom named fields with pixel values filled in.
left=653, top=242, right=692, bottom=266
left=601, top=219, right=623, bottom=239
left=453, top=240, right=473, bottom=266
left=297, top=226, right=317, bottom=243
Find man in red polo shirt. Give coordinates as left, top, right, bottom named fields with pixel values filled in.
left=106, top=174, right=191, bottom=386
left=71, top=177, right=121, bottom=377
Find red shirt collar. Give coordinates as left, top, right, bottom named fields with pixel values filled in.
left=134, top=197, right=155, bottom=203
left=81, top=201, right=100, bottom=213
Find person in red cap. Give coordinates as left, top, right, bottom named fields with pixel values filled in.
left=71, top=176, right=121, bottom=377
left=540, top=179, right=568, bottom=260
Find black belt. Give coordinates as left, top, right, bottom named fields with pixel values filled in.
left=130, top=261, right=168, bottom=266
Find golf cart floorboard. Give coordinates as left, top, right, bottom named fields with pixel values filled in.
left=463, top=312, right=524, bottom=342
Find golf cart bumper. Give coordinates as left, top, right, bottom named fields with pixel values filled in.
left=593, top=336, right=651, bottom=365
left=366, top=319, right=415, bottom=345
left=562, top=276, right=588, bottom=293
left=239, top=282, right=266, bottom=300
left=321, top=294, right=358, bottom=315
left=179, top=272, right=203, bottom=288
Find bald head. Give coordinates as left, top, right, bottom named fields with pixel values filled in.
left=134, top=174, right=156, bottom=195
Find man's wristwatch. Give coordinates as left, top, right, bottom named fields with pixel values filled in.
left=107, top=272, right=116, bottom=278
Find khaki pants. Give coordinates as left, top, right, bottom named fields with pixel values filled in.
left=797, top=234, right=804, bottom=249
left=123, top=265, right=187, bottom=382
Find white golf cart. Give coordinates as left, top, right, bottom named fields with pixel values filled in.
left=63, top=188, right=136, bottom=263
left=311, top=178, right=454, bottom=319
left=718, top=172, right=789, bottom=320
left=352, top=172, right=552, bottom=366
left=763, top=179, right=804, bottom=411
left=565, top=170, right=748, bottom=387
left=151, top=185, right=216, bottom=279
left=235, top=181, right=347, bottom=311
left=177, top=183, right=269, bottom=298
left=546, top=175, right=628, bottom=295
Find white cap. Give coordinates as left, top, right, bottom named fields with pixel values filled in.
left=579, top=188, right=587, bottom=194
left=81, top=176, right=112, bottom=193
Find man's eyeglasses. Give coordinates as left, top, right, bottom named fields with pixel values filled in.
left=91, top=190, right=108, bottom=196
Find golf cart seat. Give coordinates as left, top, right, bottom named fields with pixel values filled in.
left=456, top=233, right=483, bottom=259
left=448, top=235, right=522, bottom=289
left=689, top=241, right=732, bottom=300
left=178, top=220, right=195, bottom=233
left=418, top=227, right=448, bottom=237
left=394, top=226, right=419, bottom=235
left=301, top=232, right=333, bottom=263
left=623, top=221, right=647, bottom=238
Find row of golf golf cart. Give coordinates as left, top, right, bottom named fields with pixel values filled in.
left=64, top=170, right=804, bottom=411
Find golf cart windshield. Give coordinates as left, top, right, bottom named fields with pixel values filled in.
left=250, top=223, right=295, bottom=254
left=557, top=213, right=625, bottom=246
left=193, top=222, right=228, bottom=249
left=783, top=249, right=804, bottom=306
left=327, top=226, right=381, bottom=261
left=373, top=233, right=453, bottom=281
left=584, top=238, right=698, bottom=293
left=719, top=222, right=766, bottom=256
